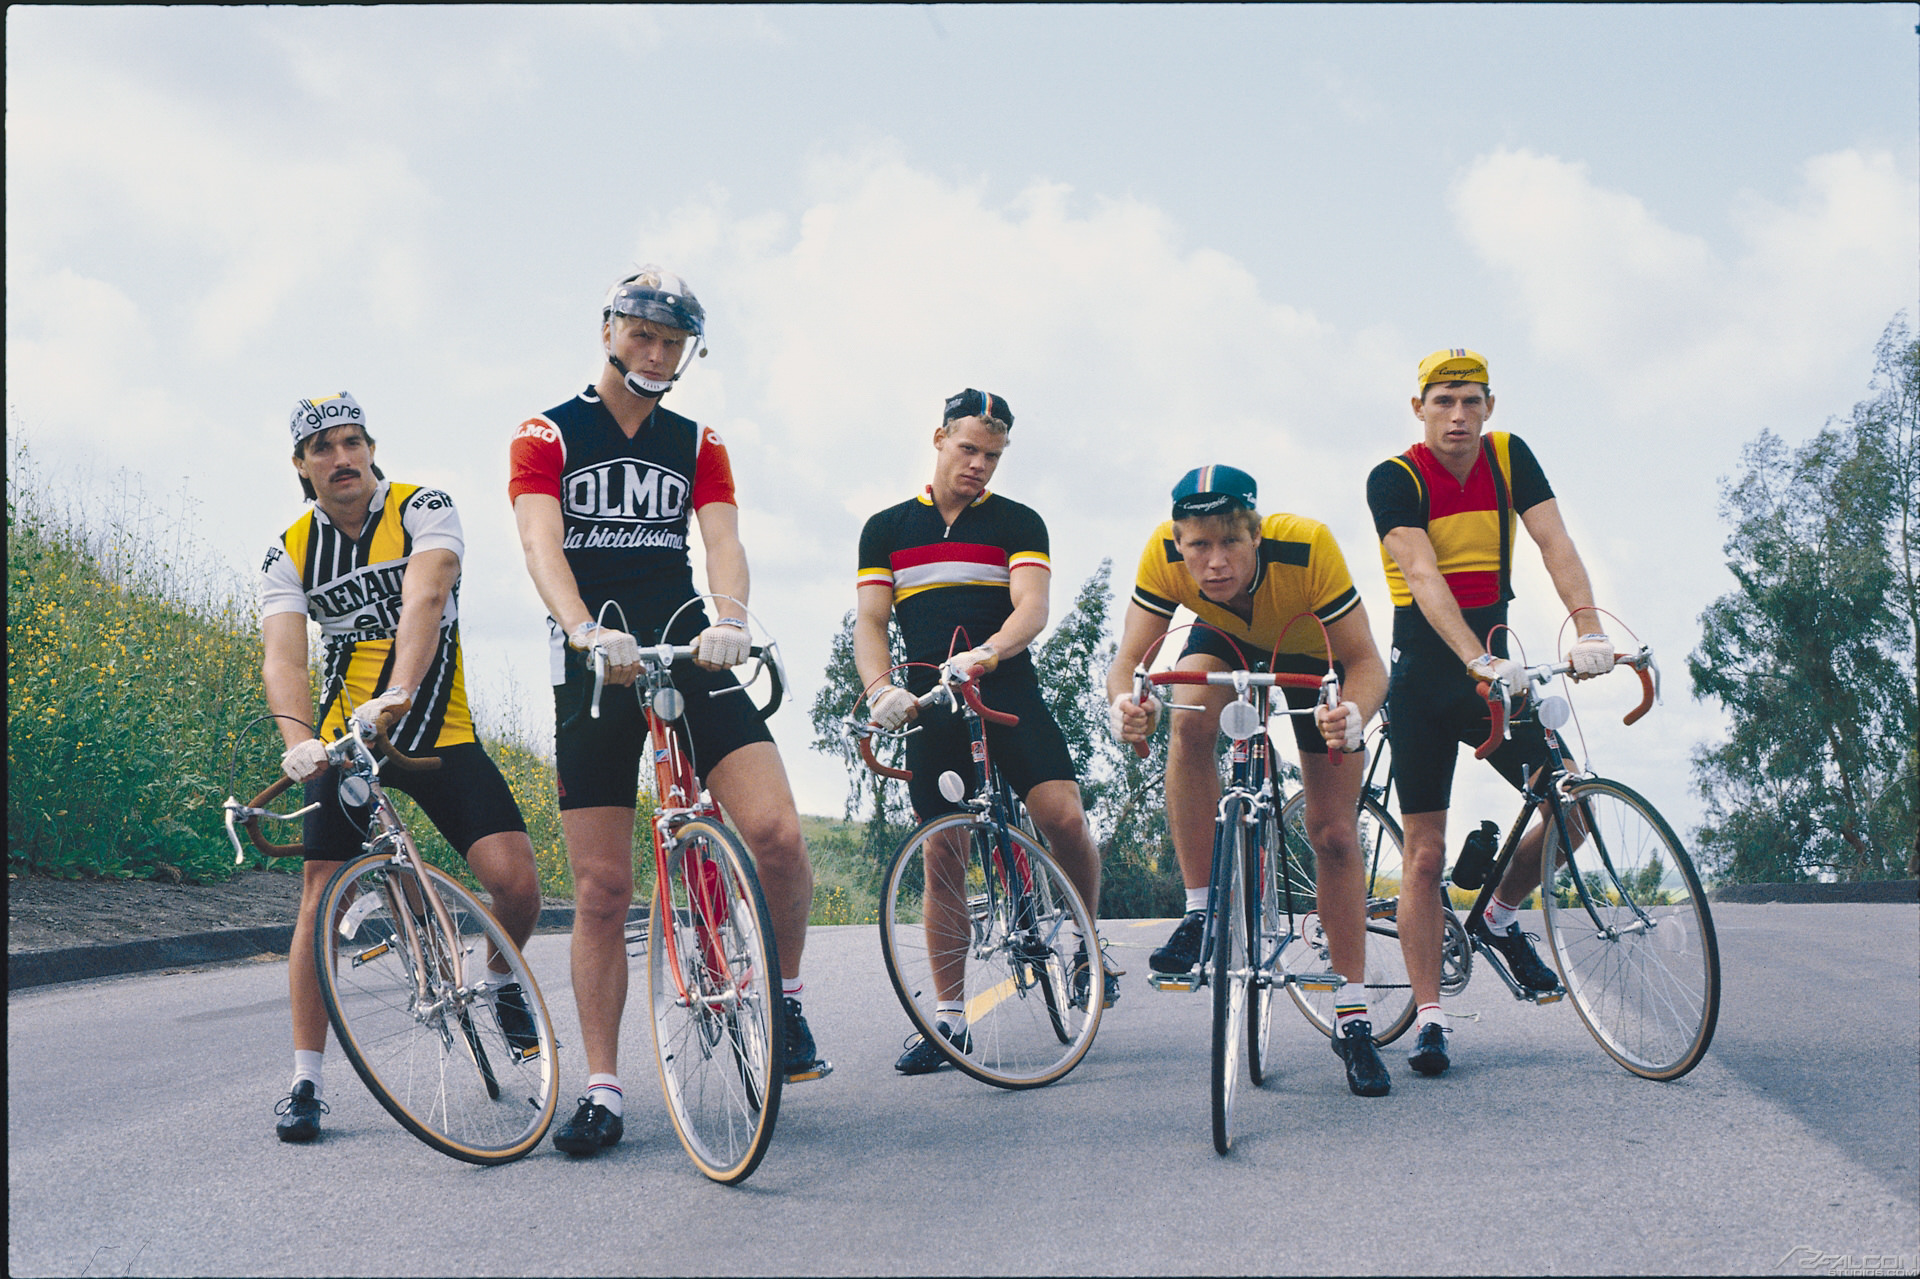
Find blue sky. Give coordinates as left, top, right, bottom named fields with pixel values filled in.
left=8, top=4, right=1916, bottom=834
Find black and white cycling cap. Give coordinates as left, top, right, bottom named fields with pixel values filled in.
left=603, top=267, right=705, bottom=338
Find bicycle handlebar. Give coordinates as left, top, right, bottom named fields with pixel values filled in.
left=851, top=662, right=1016, bottom=782
left=225, top=707, right=439, bottom=861
left=588, top=642, right=786, bottom=722
left=1474, top=647, right=1660, bottom=760
left=1136, top=668, right=1348, bottom=765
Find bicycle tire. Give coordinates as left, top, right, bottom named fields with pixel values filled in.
left=647, top=818, right=784, bottom=1184
left=879, top=812, right=1102, bottom=1090
left=1539, top=778, right=1720, bottom=1080
left=1276, top=791, right=1418, bottom=1045
left=1210, top=801, right=1249, bottom=1154
left=1246, top=798, right=1281, bottom=1087
left=315, top=852, right=559, bottom=1165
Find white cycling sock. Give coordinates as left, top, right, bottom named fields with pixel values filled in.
left=1334, top=979, right=1368, bottom=1031
left=1184, top=887, right=1209, bottom=915
left=782, top=977, right=803, bottom=1000
left=1415, top=1002, right=1444, bottom=1031
left=1486, top=893, right=1521, bottom=932
left=935, top=1002, right=966, bottom=1034
left=292, top=1049, right=325, bottom=1097
left=587, top=1073, right=623, bottom=1116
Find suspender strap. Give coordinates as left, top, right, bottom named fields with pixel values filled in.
left=1483, top=434, right=1513, bottom=601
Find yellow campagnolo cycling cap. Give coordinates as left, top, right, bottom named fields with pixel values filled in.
left=1417, top=348, right=1490, bottom=389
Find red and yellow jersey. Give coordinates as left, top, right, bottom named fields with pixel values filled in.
left=1131, top=512, right=1360, bottom=660
left=1366, top=431, right=1554, bottom=611
left=260, top=480, right=474, bottom=752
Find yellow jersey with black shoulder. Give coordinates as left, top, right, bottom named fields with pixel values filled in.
left=1131, top=512, right=1361, bottom=659
left=260, top=479, right=474, bottom=752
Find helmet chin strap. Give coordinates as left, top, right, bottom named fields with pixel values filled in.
left=606, top=349, right=674, bottom=398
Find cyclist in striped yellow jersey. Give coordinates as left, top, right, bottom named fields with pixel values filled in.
left=259, top=393, right=541, bottom=1144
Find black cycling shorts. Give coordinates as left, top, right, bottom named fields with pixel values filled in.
left=552, top=649, right=774, bottom=811
left=1386, top=646, right=1550, bottom=815
left=906, top=667, right=1078, bottom=819
left=300, top=740, right=527, bottom=862
left=1180, top=627, right=1342, bottom=758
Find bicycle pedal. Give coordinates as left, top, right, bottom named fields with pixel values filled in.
left=786, top=1061, right=833, bottom=1084
left=1148, top=973, right=1198, bottom=993
left=1530, top=990, right=1565, bottom=1005
left=1292, top=977, right=1343, bottom=992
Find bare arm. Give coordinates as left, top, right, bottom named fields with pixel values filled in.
left=979, top=564, right=1050, bottom=661
left=263, top=612, right=317, bottom=749
left=1105, top=601, right=1173, bottom=704
left=1518, top=498, right=1602, bottom=636
left=1383, top=525, right=1488, bottom=665
left=853, top=583, right=898, bottom=693
left=693, top=501, right=751, bottom=619
left=513, top=492, right=595, bottom=637
left=388, top=548, right=458, bottom=698
left=1324, top=602, right=1388, bottom=721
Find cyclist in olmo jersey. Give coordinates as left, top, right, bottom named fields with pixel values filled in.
left=1106, top=465, right=1394, bottom=1097
left=1366, top=348, right=1616, bottom=1077
left=510, top=268, right=824, bottom=1157
left=262, top=392, right=541, bottom=1143
left=856, top=389, right=1117, bottom=1075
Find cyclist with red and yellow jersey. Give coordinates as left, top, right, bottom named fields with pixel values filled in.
left=1105, top=465, right=1393, bottom=1097
left=1366, top=348, right=1615, bottom=1078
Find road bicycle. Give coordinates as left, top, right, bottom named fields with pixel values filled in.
left=577, top=602, right=802, bottom=1184
left=854, top=660, right=1103, bottom=1090
left=1131, top=648, right=1354, bottom=1154
left=1276, top=639, right=1721, bottom=1080
left=225, top=710, right=560, bottom=1165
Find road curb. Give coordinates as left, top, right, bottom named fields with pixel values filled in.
left=1707, top=879, right=1918, bottom=905
left=7, top=905, right=597, bottom=992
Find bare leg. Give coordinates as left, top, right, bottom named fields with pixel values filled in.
left=920, top=825, right=973, bottom=1004
left=561, top=806, right=636, bottom=1078
left=1023, top=779, right=1100, bottom=913
left=468, top=830, right=540, bottom=975
left=1298, top=751, right=1368, bottom=987
left=1398, top=810, right=1449, bottom=1009
left=706, top=740, right=813, bottom=980
left=289, top=858, right=348, bottom=1053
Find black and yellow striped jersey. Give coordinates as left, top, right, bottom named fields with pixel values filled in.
left=1131, top=512, right=1361, bottom=661
left=260, top=480, right=474, bottom=752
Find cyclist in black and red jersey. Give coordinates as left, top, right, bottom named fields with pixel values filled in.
left=855, top=388, right=1117, bottom=1075
left=1104, top=465, right=1394, bottom=1096
left=1367, top=348, right=1616, bottom=1077
left=262, top=392, right=541, bottom=1144
left=509, top=268, right=823, bottom=1157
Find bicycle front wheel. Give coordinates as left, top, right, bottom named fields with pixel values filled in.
left=1540, top=779, right=1720, bottom=1080
left=315, top=852, right=559, bottom=1165
left=648, top=818, right=784, bottom=1184
left=1211, top=802, right=1249, bottom=1155
left=1276, top=792, right=1417, bottom=1045
left=1245, top=799, right=1281, bottom=1087
left=879, top=813, right=1102, bottom=1090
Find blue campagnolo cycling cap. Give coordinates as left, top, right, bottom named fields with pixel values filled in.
left=288, top=392, right=366, bottom=449
left=1170, top=464, right=1258, bottom=518
left=603, top=266, right=705, bottom=337
left=942, top=388, right=1014, bottom=430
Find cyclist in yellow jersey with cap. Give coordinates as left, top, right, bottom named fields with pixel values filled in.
left=1365, top=349, right=1615, bottom=1078
left=1105, top=465, right=1394, bottom=1096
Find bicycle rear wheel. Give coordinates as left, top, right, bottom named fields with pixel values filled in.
left=1276, top=792, right=1418, bottom=1045
left=1211, top=803, right=1249, bottom=1155
left=1246, top=799, right=1281, bottom=1087
left=879, top=813, right=1102, bottom=1090
left=648, top=818, right=784, bottom=1184
left=1539, top=779, right=1720, bottom=1080
left=315, top=851, right=559, bottom=1165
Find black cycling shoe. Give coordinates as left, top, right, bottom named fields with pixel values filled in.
left=1072, top=943, right=1125, bottom=1009
left=1407, top=1021, right=1451, bottom=1076
left=274, top=1080, right=328, bottom=1143
left=1331, top=1020, right=1391, bottom=1097
left=782, top=997, right=830, bottom=1082
left=552, top=1097, right=623, bottom=1156
left=1149, top=911, right=1206, bottom=974
left=492, top=981, right=541, bottom=1058
left=894, top=1022, right=971, bottom=1075
left=1472, top=918, right=1561, bottom=992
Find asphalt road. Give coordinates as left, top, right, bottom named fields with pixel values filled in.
left=8, top=904, right=1917, bottom=1277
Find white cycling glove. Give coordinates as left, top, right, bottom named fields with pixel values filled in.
left=1108, top=692, right=1164, bottom=745
left=1322, top=700, right=1364, bottom=753
left=281, top=738, right=331, bottom=783
left=570, top=620, right=640, bottom=669
left=946, top=644, right=999, bottom=677
left=353, top=685, right=413, bottom=730
left=1466, top=654, right=1526, bottom=688
left=869, top=685, right=919, bottom=732
left=695, top=620, right=752, bottom=669
left=1569, top=633, right=1615, bottom=679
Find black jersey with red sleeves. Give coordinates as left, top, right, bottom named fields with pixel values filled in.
left=858, top=490, right=1050, bottom=670
left=509, top=387, right=736, bottom=648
